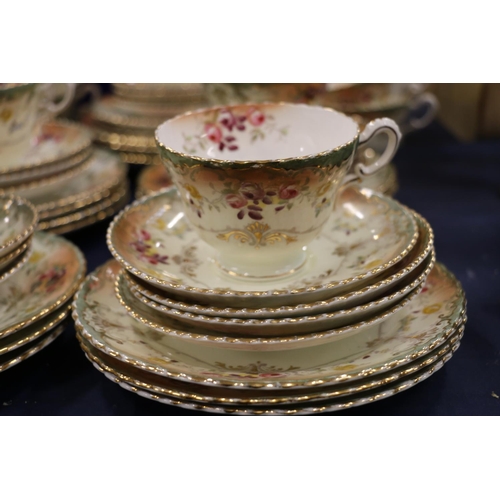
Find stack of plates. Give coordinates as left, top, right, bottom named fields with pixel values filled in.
left=84, top=84, right=207, bottom=166
left=0, top=120, right=130, bottom=234
left=0, top=195, right=86, bottom=372
left=73, top=186, right=466, bottom=415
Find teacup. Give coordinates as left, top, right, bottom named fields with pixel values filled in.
left=0, top=83, right=76, bottom=166
left=155, top=102, right=401, bottom=279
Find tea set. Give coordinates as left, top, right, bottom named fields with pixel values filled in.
left=0, top=82, right=463, bottom=414
left=0, top=83, right=129, bottom=234
left=72, top=95, right=465, bottom=415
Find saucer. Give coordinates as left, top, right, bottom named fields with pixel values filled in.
left=116, top=250, right=433, bottom=337
left=0, top=231, right=86, bottom=339
left=38, top=182, right=129, bottom=232
left=0, top=120, right=92, bottom=182
left=0, top=302, right=71, bottom=356
left=0, top=323, right=66, bottom=373
left=127, top=211, right=433, bottom=319
left=0, top=239, right=32, bottom=284
left=107, top=187, right=419, bottom=308
left=73, top=259, right=466, bottom=389
left=79, top=323, right=463, bottom=409
left=0, top=195, right=37, bottom=258
left=41, top=186, right=130, bottom=236
left=24, top=148, right=127, bottom=220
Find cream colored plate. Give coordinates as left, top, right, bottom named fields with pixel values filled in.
left=0, top=239, right=32, bottom=284
left=79, top=323, right=463, bottom=407
left=0, top=120, right=92, bottom=182
left=116, top=251, right=434, bottom=337
left=73, top=259, right=466, bottom=388
left=128, top=211, right=433, bottom=319
left=26, top=148, right=127, bottom=219
left=46, top=190, right=130, bottom=235
left=38, top=183, right=129, bottom=231
left=0, top=231, right=86, bottom=338
left=108, top=187, right=419, bottom=308
left=81, top=337, right=461, bottom=415
left=0, top=302, right=71, bottom=355
left=135, top=163, right=172, bottom=199
left=0, top=323, right=66, bottom=373
left=0, top=195, right=37, bottom=258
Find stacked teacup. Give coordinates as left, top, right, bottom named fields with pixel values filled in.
left=85, top=83, right=207, bottom=166
left=74, top=103, right=467, bottom=415
left=0, top=84, right=129, bottom=234
left=0, top=194, right=86, bottom=372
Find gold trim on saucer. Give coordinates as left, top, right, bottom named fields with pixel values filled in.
left=82, top=337, right=461, bottom=415
left=0, top=239, right=32, bottom=284
left=0, top=195, right=38, bottom=257
left=0, top=323, right=66, bottom=373
left=0, top=303, right=71, bottom=355
left=38, top=183, right=130, bottom=231
left=78, top=323, right=464, bottom=406
left=47, top=189, right=130, bottom=235
left=0, top=119, right=93, bottom=175
left=0, top=232, right=86, bottom=339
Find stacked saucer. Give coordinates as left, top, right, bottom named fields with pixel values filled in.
left=73, top=186, right=466, bottom=414
left=84, top=84, right=207, bottom=166
left=0, top=197, right=87, bottom=372
left=0, top=120, right=129, bottom=234
left=73, top=102, right=466, bottom=414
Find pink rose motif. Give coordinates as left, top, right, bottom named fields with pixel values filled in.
left=247, top=108, right=265, bottom=126
left=240, top=182, right=265, bottom=201
left=226, top=193, right=247, bottom=209
left=278, top=184, right=299, bottom=200
left=204, top=123, right=222, bottom=143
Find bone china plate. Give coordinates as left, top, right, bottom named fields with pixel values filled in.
left=0, top=195, right=37, bottom=258
left=127, top=211, right=433, bottom=319
left=107, top=186, right=418, bottom=308
left=0, top=231, right=86, bottom=338
left=73, top=259, right=466, bottom=390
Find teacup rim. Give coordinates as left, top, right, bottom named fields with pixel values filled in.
left=155, top=101, right=361, bottom=166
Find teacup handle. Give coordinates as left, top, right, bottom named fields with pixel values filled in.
left=38, top=83, right=76, bottom=116
left=343, top=117, right=402, bottom=184
left=406, top=92, right=439, bottom=131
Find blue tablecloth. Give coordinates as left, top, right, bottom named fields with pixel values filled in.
left=1, top=122, right=499, bottom=415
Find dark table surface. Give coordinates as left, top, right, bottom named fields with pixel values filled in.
left=1, top=121, right=499, bottom=416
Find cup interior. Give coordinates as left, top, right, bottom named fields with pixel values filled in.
left=156, top=103, right=358, bottom=161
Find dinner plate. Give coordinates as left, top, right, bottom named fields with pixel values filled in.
left=73, top=259, right=466, bottom=388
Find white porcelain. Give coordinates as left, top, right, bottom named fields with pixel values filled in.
left=0, top=84, right=76, bottom=166
left=156, top=102, right=402, bottom=278
left=108, top=186, right=418, bottom=309
left=73, top=259, right=466, bottom=389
